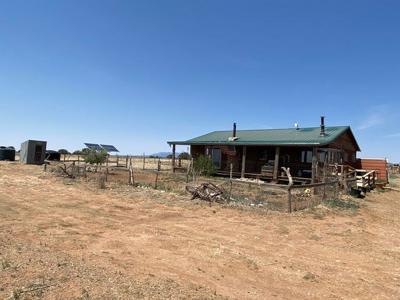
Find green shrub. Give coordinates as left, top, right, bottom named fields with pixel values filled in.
left=73, top=148, right=90, bottom=155
left=193, top=155, right=216, bottom=176
left=84, top=149, right=108, bottom=165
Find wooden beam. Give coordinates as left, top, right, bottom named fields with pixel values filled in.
left=241, top=146, right=247, bottom=178
left=172, top=144, right=176, bottom=173
left=312, top=147, right=318, bottom=183
left=273, top=146, right=280, bottom=181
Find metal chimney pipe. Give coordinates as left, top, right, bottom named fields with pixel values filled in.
left=320, top=116, right=325, bottom=136
left=233, top=122, right=237, bottom=137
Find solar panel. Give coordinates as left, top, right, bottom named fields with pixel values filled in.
left=84, top=143, right=102, bottom=151
left=100, top=144, right=119, bottom=152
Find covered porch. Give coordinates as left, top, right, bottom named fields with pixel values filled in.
left=187, top=144, right=352, bottom=185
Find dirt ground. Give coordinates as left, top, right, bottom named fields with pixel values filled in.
left=0, top=162, right=399, bottom=299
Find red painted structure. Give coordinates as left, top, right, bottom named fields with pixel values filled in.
left=356, top=158, right=388, bottom=183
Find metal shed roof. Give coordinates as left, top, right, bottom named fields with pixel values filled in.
left=168, top=126, right=360, bottom=150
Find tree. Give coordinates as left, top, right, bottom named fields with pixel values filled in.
left=84, top=149, right=108, bottom=165
left=73, top=148, right=90, bottom=155
left=193, top=155, right=216, bottom=176
left=178, top=152, right=191, bottom=160
left=58, top=149, right=70, bottom=155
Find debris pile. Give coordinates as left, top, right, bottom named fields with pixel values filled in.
left=185, top=183, right=227, bottom=205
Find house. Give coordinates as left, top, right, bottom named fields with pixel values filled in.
left=168, top=117, right=361, bottom=184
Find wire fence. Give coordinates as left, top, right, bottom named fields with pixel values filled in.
left=47, top=161, right=359, bottom=213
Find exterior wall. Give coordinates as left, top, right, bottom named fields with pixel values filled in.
left=356, top=158, right=388, bottom=183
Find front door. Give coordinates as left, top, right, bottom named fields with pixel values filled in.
left=34, top=145, right=43, bottom=163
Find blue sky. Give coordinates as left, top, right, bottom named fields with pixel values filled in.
left=0, top=1, right=399, bottom=161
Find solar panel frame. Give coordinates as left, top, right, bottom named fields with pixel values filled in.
left=100, top=144, right=119, bottom=152
left=84, top=143, right=102, bottom=151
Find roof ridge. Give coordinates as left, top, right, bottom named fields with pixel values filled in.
left=211, top=126, right=349, bottom=132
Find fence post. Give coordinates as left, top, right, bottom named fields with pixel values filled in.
left=128, top=162, right=135, bottom=185
left=155, top=170, right=159, bottom=189
left=186, top=159, right=192, bottom=183
left=143, top=153, right=146, bottom=170
left=126, top=156, right=128, bottom=168
left=228, top=180, right=233, bottom=201
left=191, top=157, right=195, bottom=182
left=157, top=158, right=161, bottom=171
left=230, top=163, right=233, bottom=180
left=281, top=167, right=293, bottom=213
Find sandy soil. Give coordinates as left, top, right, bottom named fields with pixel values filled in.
left=0, top=162, right=399, bottom=299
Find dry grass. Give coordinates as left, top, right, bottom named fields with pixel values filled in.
left=0, top=162, right=399, bottom=299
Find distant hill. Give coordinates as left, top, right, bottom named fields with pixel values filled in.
left=148, top=151, right=187, bottom=158
left=150, top=152, right=174, bottom=158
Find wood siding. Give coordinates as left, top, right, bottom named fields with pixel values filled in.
left=356, top=158, right=388, bottom=183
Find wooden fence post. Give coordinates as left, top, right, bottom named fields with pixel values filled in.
left=125, top=156, right=128, bottom=168
left=157, top=158, right=161, bottom=171
left=191, top=157, right=195, bottom=182
left=186, top=159, right=192, bottom=183
left=128, top=162, right=135, bottom=185
left=155, top=171, right=159, bottom=189
left=143, top=153, right=146, bottom=170
left=281, top=167, right=293, bottom=213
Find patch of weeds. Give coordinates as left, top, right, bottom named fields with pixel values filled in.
left=1, top=258, right=11, bottom=270
left=78, top=288, right=90, bottom=300
left=309, top=234, right=321, bottom=241
left=10, top=288, right=23, bottom=300
left=303, top=272, right=317, bottom=281
left=324, top=198, right=359, bottom=210
left=245, top=257, right=259, bottom=271
left=276, top=225, right=289, bottom=235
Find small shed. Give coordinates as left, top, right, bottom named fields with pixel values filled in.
left=20, top=140, right=47, bottom=165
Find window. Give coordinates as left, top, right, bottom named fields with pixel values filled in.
left=301, top=151, right=313, bottom=163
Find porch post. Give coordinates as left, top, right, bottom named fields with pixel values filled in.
left=241, top=146, right=247, bottom=178
left=312, top=147, right=318, bottom=183
left=172, top=144, right=176, bottom=173
left=273, top=146, right=280, bottom=181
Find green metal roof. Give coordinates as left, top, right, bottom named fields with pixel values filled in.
left=168, top=126, right=360, bottom=150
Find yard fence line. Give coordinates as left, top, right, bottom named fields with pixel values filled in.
left=45, top=156, right=358, bottom=213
